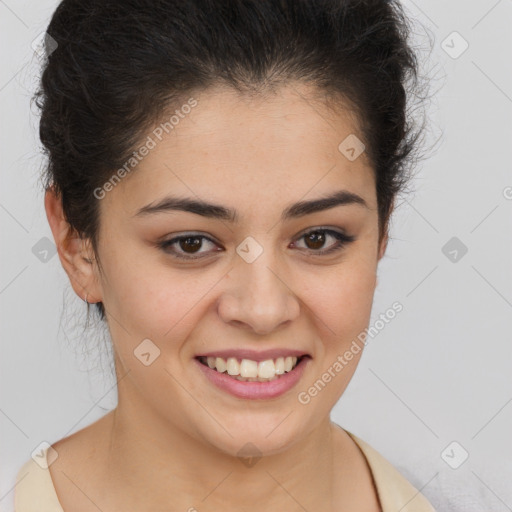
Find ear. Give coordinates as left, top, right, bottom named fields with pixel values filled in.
left=44, top=186, right=103, bottom=303
left=378, top=231, right=388, bottom=261
left=375, top=231, right=388, bottom=288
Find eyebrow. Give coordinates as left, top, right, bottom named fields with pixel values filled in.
left=134, top=189, right=369, bottom=222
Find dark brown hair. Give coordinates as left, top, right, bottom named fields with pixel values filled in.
left=34, top=0, right=433, bottom=321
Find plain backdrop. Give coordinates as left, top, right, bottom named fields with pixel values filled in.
left=1, top=1, right=511, bottom=511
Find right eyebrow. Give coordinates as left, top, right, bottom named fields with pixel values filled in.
left=134, top=189, right=369, bottom=222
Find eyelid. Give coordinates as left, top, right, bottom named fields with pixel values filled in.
left=157, top=232, right=220, bottom=260
left=158, top=227, right=355, bottom=260
left=291, top=227, right=356, bottom=254
left=293, top=225, right=352, bottom=241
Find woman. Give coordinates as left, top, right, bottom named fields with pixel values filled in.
left=15, top=0, right=436, bottom=510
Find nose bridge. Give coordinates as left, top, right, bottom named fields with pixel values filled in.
left=218, top=240, right=300, bottom=334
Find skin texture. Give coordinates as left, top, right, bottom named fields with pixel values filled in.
left=45, top=84, right=387, bottom=511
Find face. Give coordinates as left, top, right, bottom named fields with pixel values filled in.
left=60, top=84, right=387, bottom=457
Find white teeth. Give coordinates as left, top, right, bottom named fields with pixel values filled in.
left=240, top=359, right=258, bottom=378
left=201, top=355, right=302, bottom=380
left=226, top=357, right=240, bottom=376
left=257, top=359, right=276, bottom=379
left=215, top=357, right=227, bottom=373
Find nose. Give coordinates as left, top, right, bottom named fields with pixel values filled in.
left=217, top=252, right=301, bottom=335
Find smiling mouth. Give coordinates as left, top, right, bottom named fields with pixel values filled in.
left=196, top=355, right=308, bottom=382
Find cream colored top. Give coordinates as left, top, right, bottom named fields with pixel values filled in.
left=14, top=430, right=436, bottom=511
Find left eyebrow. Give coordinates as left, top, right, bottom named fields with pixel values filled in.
left=134, top=189, right=369, bottom=222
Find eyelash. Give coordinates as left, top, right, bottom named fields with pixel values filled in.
left=157, top=228, right=356, bottom=261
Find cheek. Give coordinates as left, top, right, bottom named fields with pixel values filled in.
left=100, top=230, right=377, bottom=349
left=100, top=246, right=217, bottom=342
left=301, top=257, right=377, bottom=344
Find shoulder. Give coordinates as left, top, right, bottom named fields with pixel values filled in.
left=14, top=444, right=64, bottom=512
left=14, top=413, right=115, bottom=512
left=346, top=431, right=437, bottom=512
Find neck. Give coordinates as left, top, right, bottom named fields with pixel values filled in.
left=97, top=391, right=338, bottom=511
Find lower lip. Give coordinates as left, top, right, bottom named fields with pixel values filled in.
left=194, top=357, right=310, bottom=400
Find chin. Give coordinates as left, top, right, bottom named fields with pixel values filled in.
left=196, top=414, right=310, bottom=460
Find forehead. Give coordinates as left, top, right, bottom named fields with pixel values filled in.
left=103, top=84, right=376, bottom=218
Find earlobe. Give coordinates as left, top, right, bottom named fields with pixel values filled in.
left=44, top=186, right=102, bottom=303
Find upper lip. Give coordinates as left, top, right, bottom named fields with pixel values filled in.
left=195, top=348, right=310, bottom=362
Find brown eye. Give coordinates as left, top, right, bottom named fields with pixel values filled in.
left=158, top=234, right=221, bottom=260
left=178, top=236, right=203, bottom=254
left=293, top=228, right=356, bottom=255
left=158, top=228, right=355, bottom=261
left=303, top=231, right=326, bottom=250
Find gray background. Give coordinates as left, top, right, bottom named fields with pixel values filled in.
left=1, top=1, right=511, bottom=511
